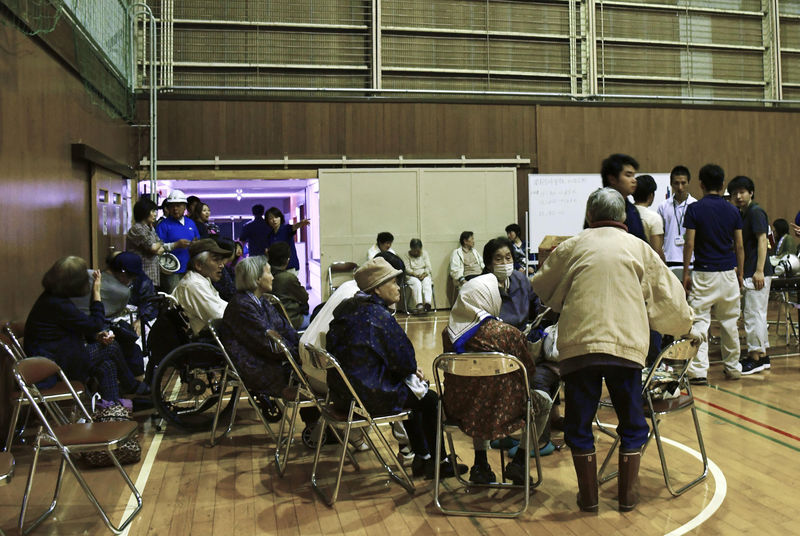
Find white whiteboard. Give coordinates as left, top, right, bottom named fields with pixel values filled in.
left=528, top=173, right=671, bottom=253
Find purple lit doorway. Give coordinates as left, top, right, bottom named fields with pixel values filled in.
left=138, top=178, right=322, bottom=311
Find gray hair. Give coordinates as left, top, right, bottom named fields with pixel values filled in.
left=188, top=251, right=210, bottom=272
left=235, top=255, right=268, bottom=291
left=586, top=187, right=626, bottom=223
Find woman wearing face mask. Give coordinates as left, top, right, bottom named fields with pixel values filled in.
left=483, top=237, right=539, bottom=331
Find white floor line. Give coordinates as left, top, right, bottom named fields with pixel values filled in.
left=662, top=436, right=726, bottom=536
left=119, top=428, right=165, bottom=536
left=597, top=422, right=726, bottom=535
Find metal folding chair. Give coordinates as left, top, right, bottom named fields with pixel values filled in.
left=267, top=332, right=349, bottom=477
left=0, top=451, right=14, bottom=536
left=13, top=357, right=142, bottom=535
left=206, top=320, right=279, bottom=447
left=327, top=262, right=358, bottom=297
left=304, top=343, right=415, bottom=506
left=598, top=338, right=708, bottom=496
left=432, top=352, right=542, bottom=517
left=1, top=329, right=84, bottom=452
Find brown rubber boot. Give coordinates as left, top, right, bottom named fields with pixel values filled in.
left=618, top=449, right=641, bottom=512
left=571, top=450, right=599, bottom=512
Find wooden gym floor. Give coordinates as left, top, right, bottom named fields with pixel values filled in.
left=2, top=307, right=799, bottom=535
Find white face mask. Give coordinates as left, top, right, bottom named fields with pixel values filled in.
left=493, top=263, right=514, bottom=282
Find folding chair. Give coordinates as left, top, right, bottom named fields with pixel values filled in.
left=1, top=332, right=84, bottom=453
left=327, top=262, right=358, bottom=297
left=598, top=338, right=707, bottom=496
left=432, top=352, right=542, bottom=517
left=0, top=451, right=14, bottom=536
left=304, top=343, right=415, bottom=506
left=267, top=331, right=351, bottom=477
left=206, top=320, right=279, bottom=447
left=13, top=357, right=142, bottom=535
left=263, top=293, right=293, bottom=326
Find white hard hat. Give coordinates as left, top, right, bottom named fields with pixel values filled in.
left=164, top=189, right=188, bottom=204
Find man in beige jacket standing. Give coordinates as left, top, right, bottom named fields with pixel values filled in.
left=532, top=187, right=695, bottom=514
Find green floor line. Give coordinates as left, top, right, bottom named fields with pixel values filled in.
left=696, top=407, right=800, bottom=453
left=706, top=384, right=800, bottom=420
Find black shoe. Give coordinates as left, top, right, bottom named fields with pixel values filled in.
left=412, top=456, right=468, bottom=480
left=469, top=463, right=496, bottom=484
left=688, top=377, right=708, bottom=386
left=504, top=460, right=532, bottom=486
left=740, top=358, right=763, bottom=376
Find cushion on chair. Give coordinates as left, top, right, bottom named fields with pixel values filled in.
left=646, top=393, right=694, bottom=415
left=46, top=421, right=139, bottom=448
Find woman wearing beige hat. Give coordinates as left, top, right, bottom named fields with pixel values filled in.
left=326, top=257, right=467, bottom=479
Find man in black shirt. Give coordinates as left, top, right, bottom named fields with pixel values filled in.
left=729, top=175, right=773, bottom=374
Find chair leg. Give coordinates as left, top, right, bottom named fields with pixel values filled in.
left=208, top=370, right=231, bottom=447
left=362, top=422, right=414, bottom=494
left=598, top=434, right=621, bottom=484
left=19, top=441, right=66, bottom=535
left=653, top=409, right=708, bottom=496
left=4, top=402, right=22, bottom=452
left=274, top=401, right=300, bottom=477
left=63, top=449, right=142, bottom=534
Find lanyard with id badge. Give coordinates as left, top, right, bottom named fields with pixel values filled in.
left=673, top=199, right=688, bottom=246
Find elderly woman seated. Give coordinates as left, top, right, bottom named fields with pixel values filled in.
left=442, top=274, right=552, bottom=485
left=532, top=187, right=695, bottom=513
left=217, top=256, right=300, bottom=407
left=24, top=256, right=148, bottom=402
left=326, top=257, right=467, bottom=479
left=401, top=238, right=434, bottom=313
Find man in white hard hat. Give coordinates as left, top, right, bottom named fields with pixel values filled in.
left=156, top=189, right=200, bottom=292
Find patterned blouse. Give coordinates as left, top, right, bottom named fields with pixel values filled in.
left=218, top=291, right=300, bottom=397
left=326, top=293, right=417, bottom=415
left=441, top=319, right=535, bottom=440
left=126, top=221, right=161, bottom=285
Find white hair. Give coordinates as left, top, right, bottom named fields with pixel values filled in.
left=586, top=187, right=626, bottom=223
left=235, top=256, right=268, bottom=292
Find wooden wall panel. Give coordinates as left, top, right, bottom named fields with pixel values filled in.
left=0, top=24, right=134, bottom=322
left=535, top=105, right=800, bottom=226
left=154, top=100, right=537, bottom=160
left=155, top=97, right=800, bottom=241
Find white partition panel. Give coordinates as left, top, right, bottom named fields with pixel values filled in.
left=319, top=168, right=517, bottom=306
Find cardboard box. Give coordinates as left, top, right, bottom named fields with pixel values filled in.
left=538, top=235, right=572, bottom=266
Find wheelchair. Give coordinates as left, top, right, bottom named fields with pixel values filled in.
left=144, top=294, right=241, bottom=432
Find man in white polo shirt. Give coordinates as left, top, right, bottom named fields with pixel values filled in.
left=657, top=165, right=697, bottom=280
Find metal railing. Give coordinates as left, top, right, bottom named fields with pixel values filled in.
left=126, top=0, right=800, bottom=107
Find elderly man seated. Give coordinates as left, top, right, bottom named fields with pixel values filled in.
left=532, top=187, right=695, bottom=513
left=173, top=239, right=230, bottom=336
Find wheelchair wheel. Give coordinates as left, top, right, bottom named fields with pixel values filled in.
left=151, top=342, right=238, bottom=431
left=260, top=397, right=283, bottom=423
left=301, top=422, right=328, bottom=449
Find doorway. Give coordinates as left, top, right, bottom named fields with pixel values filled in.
left=138, top=177, right=321, bottom=310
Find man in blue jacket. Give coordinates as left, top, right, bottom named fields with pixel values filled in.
left=156, top=189, right=199, bottom=292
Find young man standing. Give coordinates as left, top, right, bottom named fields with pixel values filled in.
left=728, top=176, right=773, bottom=374
left=633, top=174, right=666, bottom=261
left=683, top=164, right=745, bottom=384
left=658, top=166, right=697, bottom=280
left=601, top=153, right=646, bottom=242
